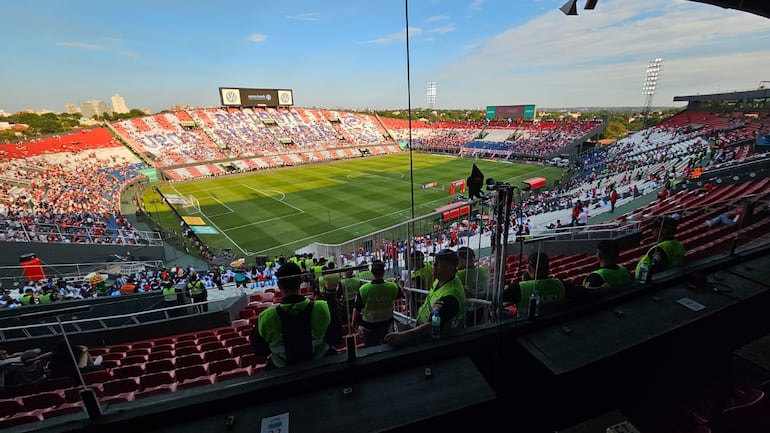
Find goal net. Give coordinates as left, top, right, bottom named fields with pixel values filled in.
left=181, top=194, right=201, bottom=215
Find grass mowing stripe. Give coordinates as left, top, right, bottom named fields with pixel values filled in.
left=148, top=154, right=564, bottom=256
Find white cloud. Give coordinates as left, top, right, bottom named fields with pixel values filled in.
left=431, top=0, right=770, bottom=107
left=366, top=27, right=423, bottom=44
left=247, top=33, right=267, bottom=42
left=469, top=0, right=484, bottom=11
left=425, top=15, right=449, bottom=23
left=120, top=51, right=141, bottom=59
left=428, top=24, right=456, bottom=34
left=287, top=12, right=319, bottom=21
left=55, top=41, right=104, bottom=50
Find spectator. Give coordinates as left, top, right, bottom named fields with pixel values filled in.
left=250, top=262, right=333, bottom=369
left=0, top=348, right=49, bottom=391
left=583, top=240, right=633, bottom=291
left=706, top=205, right=743, bottom=228
left=47, top=341, right=104, bottom=381
left=384, top=249, right=467, bottom=347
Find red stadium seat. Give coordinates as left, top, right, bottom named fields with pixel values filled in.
left=100, top=360, right=120, bottom=369
left=120, top=355, right=147, bottom=366
left=125, top=348, right=150, bottom=358
left=145, top=359, right=176, bottom=374
left=140, top=372, right=176, bottom=391
left=203, top=348, right=232, bottom=364
left=42, top=402, right=85, bottom=419
left=135, top=385, right=175, bottom=399
left=174, top=340, right=197, bottom=349
left=175, top=346, right=200, bottom=357
left=175, top=354, right=205, bottom=369
left=0, top=398, right=23, bottom=418
left=230, top=344, right=253, bottom=358
left=196, top=336, right=220, bottom=346
left=175, top=365, right=210, bottom=384
left=108, top=345, right=131, bottom=354
left=130, top=342, right=153, bottom=350
left=22, top=391, right=65, bottom=410
left=207, top=359, right=240, bottom=376
left=176, top=334, right=197, bottom=343
left=101, top=378, right=140, bottom=397
left=224, top=336, right=249, bottom=347
left=0, top=412, right=43, bottom=428
left=112, top=364, right=146, bottom=380
left=153, top=337, right=175, bottom=346
left=148, top=350, right=175, bottom=362
left=198, top=341, right=225, bottom=352
left=82, top=370, right=113, bottom=387
left=195, top=331, right=216, bottom=340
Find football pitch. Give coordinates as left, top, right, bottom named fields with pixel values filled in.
left=146, top=153, right=565, bottom=257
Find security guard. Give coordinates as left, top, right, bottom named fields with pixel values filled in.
left=187, top=273, right=207, bottom=312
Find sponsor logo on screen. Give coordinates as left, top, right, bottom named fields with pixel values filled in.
left=220, top=88, right=242, bottom=106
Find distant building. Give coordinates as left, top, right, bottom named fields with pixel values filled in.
left=0, top=108, right=8, bottom=117
left=80, top=100, right=113, bottom=118
left=65, top=103, right=81, bottom=115
left=111, top=94, right=129, bottom=114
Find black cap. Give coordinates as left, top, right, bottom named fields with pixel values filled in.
left=652, top=216, right=678, bottom=230
left=432, top=249, right=459, bottom=267
left=457, top=246, right=474, bottom=259
left=528, top=252, right=549, bottom=270
left=408, top=250, right=424, bottom=260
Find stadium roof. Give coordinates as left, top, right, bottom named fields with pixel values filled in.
left=673, top=88, right=770, bottom=102
left=690, top=0, right=770, bottom=19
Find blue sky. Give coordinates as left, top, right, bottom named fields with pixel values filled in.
left=1, top=0, right=769, bottom=113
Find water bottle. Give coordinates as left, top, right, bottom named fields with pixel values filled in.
left=528, top=288, right=540, bottom=319
left=637, top=260, right=650, bottom=283
left=431, top=307, right=441, bottom=340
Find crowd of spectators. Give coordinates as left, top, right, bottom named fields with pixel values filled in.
left=0, top=148, right=146, bottom=244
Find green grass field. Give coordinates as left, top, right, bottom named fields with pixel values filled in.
left=144, top=153, right=564, bottom=257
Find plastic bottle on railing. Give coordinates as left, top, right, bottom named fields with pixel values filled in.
left=431, top=306, right=441, bottom=340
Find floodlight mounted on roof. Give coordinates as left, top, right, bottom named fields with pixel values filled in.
left=560, top=0, right=598, bottom=15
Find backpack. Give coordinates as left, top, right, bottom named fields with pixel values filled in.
left=275, top=301, right=315, bottom=363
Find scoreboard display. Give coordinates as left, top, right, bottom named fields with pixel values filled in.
left=485, top=104, right=536, bottom=120
left=218, top=87, right=294, bottom=107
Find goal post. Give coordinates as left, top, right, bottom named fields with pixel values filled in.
left=181, top=194, right=201, bottom=215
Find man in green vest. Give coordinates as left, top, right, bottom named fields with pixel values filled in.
left=250, top=262, right=332, bottom=368
left=187, top=273, right=207, bottom=313
left=502, top=252, right=584, bottom=318
left=384, top=249, right=466, bottom=347
left=402, top=250, right=433, bottom=317
left=339, top=267, right=361, bottom=324
left=584, top=239, right=633, bottom=291
left=162, top=280, right=180, bottom=317
left=634, top=216, right=686, bottom=281
left=352, top=260, right=402, bottom=347
left=457, top=247, right=490, bottom=326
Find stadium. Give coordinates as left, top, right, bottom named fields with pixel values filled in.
left=1, top=1, right=770, bottom=432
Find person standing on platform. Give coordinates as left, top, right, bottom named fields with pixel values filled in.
left=250, top=262, right=333, bottom=369
left=384, top=249, right=466, bottom=347
left=187, top=273, right=207, bottom=312
left=456, top=247, right=490, bottom=326
left=352, top=260, right=402, bottom=347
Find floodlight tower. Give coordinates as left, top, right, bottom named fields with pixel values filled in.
left=642, top=58, right=663, bottom=128
left=426, top=81, right=436, bottom=109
